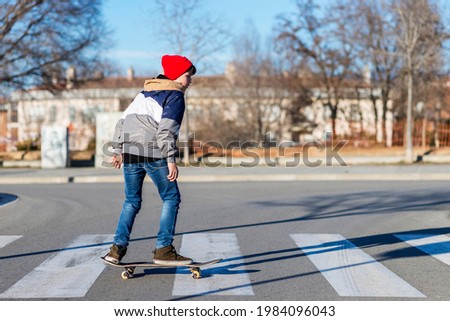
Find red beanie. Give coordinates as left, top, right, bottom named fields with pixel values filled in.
left=161, top=55, right=195, bottom=80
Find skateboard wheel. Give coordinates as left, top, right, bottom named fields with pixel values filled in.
left=121, top=271, right=133, bottom=280
left=190, top=268, right=202, bottom=279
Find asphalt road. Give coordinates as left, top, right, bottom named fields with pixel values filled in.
left=0, top=180, right=449, bottom=301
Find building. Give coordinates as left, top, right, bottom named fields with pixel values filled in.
left=2, top=66, right=393, bottom=153
left=8, top=68, right=142, bottom=151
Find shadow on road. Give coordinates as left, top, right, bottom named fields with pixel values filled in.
left=1, top=187, right=449, bottom=300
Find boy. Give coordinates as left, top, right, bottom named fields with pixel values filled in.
left=104, top=55, right=196, bottom=265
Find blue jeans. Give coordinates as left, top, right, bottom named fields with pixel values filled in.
left=113, top=159, right=181, bottom=249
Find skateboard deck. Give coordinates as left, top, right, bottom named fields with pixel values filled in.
left=101, top=257, right=222, bottom=279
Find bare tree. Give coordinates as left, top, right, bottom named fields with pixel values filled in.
left=151, top=0, right=232, bottom=73
left=0, top=0, right=111, bottom=93
left=227, top=21, right=298, bottom=144
left=351, top=0, right=400, bottom=146
left=149, top=0, right=232, bottom=161
left=392, top=0, right=447, bottom=162
left=276, top=61, right=314, bottom=143
left=229, top=22, right=265, bottom=142
left=275, top=0, right=359, bottom=138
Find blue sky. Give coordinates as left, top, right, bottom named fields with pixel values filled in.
left=102, top=0, right=450, bottom=77
left=102, top=0, right=297, bottom=76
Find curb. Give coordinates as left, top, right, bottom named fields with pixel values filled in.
left=0, top=176, right=70, bottom=184
left=2, top=173, right=450, bottom=184
left=3, top=154, right=450, bottom=169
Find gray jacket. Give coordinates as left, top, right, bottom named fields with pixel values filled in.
left=112, top=78, right=186, bottom=162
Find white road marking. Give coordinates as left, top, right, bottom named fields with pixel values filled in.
left=0, top=234, right=113, bottom=298
left=394, top=234, right=450, bottom=266
left=290, top=233, right=425, bottom=297
left=172, top=233, right=254, bottom=296
left=0, top=235, right=22, bottom=249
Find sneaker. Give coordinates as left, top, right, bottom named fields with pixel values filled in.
left=104, top=244, right=127, bottom=264
left=153, top=245, right=193, bottom=266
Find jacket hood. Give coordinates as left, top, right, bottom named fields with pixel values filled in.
left=143, top=78, right=184, bottom=92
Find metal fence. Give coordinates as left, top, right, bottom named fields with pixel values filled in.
left=392, top=120, right=450, bottom=147
left=340, top=120, right=450, bottom=148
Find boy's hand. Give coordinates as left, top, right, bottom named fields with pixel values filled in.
left=111, top=154, right=122, bottom=169
left=167, top=162, right=178, bottom=182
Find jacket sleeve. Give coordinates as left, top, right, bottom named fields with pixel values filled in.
left=156, top=91, right=185, bottom=163
left=111, top=117, right=124, bottom=155
left=111, top=92, right=144, bottom=155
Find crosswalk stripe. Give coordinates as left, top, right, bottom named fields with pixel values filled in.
left=0, top=234, right=113, bottom=299
left=0, top=235, right=22, bottom=249
left=3, top=232, right=445, bottom=299
left=290, top=233, right=425, bottom=297
left=172, top=233, right=254, bottom=297
left=394, top=234, right=450, bottom=266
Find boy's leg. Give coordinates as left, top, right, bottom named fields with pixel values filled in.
left=145, top=159, right=180, bottom=248
left=105, top=163, right=146, bottom=263
left=146, top=159, right=192, bottom=265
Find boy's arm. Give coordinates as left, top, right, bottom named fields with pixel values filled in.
left=110, top=93, right=144, bottom=168
left=110, top=117, right=124, bottom=169
left=111, top=118, right=124, bottom=156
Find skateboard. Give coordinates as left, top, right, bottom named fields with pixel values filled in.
left=101, top=257, right=222, bottom=280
